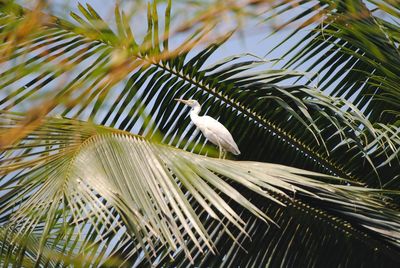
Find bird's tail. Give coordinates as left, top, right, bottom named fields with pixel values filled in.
left=231, top=146, right=241, bottom=155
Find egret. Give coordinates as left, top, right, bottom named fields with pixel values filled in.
left=175, top=99, right=240, bottom=159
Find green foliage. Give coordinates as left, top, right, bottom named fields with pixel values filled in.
left=265, top=0, right=400, bottom=187
left=267, top=0, right=400, bottom=124
left=1, top=113, right=400, bottom=266
left=0, top=0, right=399, bottom=266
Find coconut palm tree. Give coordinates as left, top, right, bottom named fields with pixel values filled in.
left=0, top=0, right=399, bottom=267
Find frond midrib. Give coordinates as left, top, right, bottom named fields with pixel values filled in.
left=150, top=58, right=357, bottom=182
left=0, top=3, right=362, bottom=184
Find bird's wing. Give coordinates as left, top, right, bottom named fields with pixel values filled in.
left=201, top=116, right=241, bottom=155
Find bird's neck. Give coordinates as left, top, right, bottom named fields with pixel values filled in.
left=190, top=105, right=201, bottom=121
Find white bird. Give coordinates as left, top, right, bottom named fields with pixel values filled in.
left=175, top=99, right=240, bottom=159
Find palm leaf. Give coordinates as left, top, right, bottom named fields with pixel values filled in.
left=1, top=114, right=400, bottom=266
left=0, top=1, right=396, bottom=189
left=260, top=0, right=400, bottom=187
left=0, top=1, right=399, bottom=266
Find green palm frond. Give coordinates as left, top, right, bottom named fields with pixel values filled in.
left=1, top=114, right=400, bottom=266
left=0, top=1, right=396, bottom=189
left=264, top=0, right=400, bottom=130
left=261, top=0, right=400, bottom=186
left=0, top=1, right=399, bottom=266
left=167, top=195, right=400, bottom=267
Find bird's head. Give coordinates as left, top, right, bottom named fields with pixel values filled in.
left=174, top=99, right=200, bottom=108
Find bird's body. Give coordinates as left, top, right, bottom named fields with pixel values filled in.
left=175, top=99, right=240, bottom=158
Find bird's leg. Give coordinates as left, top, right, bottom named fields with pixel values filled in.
left=215, top=137, right=223, bottom=159
left=222, top=150, right=226, bottom=159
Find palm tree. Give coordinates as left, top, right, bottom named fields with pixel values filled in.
left=0, top=0, right=399, bottom=266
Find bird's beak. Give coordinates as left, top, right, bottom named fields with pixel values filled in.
left=174, top=98, right=189, bottom=105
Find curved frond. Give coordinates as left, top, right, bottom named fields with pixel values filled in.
left=1, top=115, right=400, bottom=266
left=0, top=1, right=396, bottom=189
left=0, top=1, right=399, bottom=266
left=261, top=0, right=400, bottom=187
